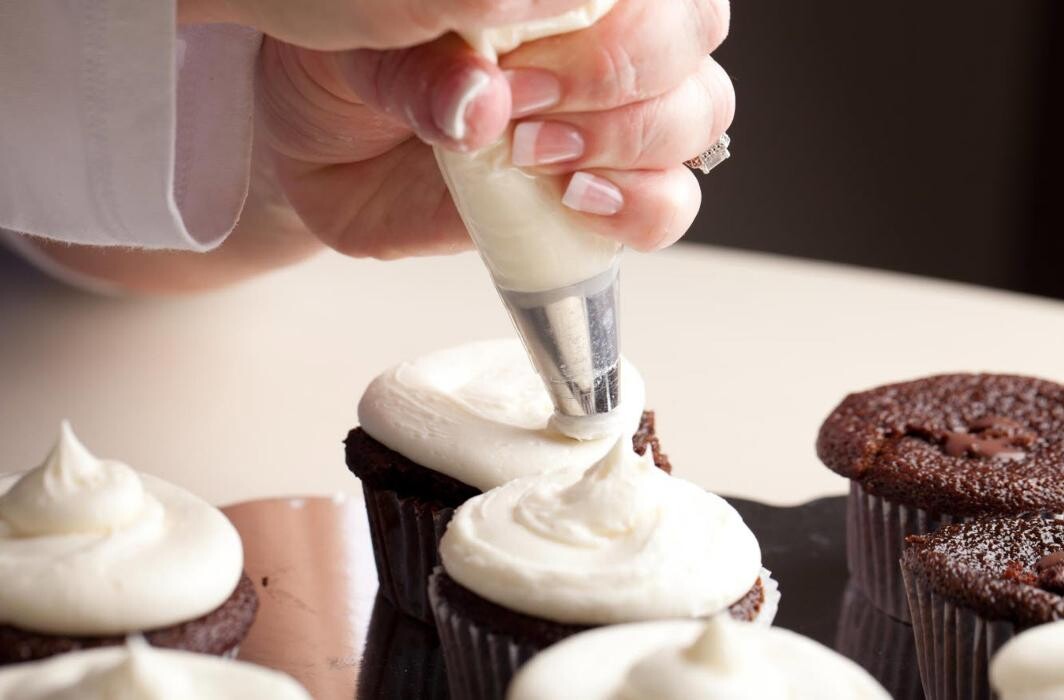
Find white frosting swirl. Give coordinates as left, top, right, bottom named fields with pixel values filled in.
left=439, top=437, right=762, bottom=624
left=0, top=423, right=243, bottom=635
left=507, top=618, right=891, bottom=700
left=0, top=639, right=310, bottom=699
left=357, top=340, right=646, bottom=492
left=991, top=621, right=1064, bottom=700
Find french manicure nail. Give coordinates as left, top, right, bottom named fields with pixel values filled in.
left=505, top=69, right=562, bottom=118
left=562, top=172, right=624, bottom=215
left=512, top=121, right=585, bottom=166
left=434, top=68, right=491, bottom=141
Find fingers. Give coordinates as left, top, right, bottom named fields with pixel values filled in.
left=220, top=0, right=591, bottom=51
left=559, top=167, right=702, bottom=251
left=502, top=0, right=730, bottom=114
left=279, top=138, right=474, bottom=260
left=337, top=35, right=513, bottom=152
left=510, top=57, right=734, bottom=172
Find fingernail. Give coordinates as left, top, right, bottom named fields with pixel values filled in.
left=562, top=172, right=624, bottom=215
left=505, top=69, right=562, bottom=118
left=512, top=121, right=585, bottom=166
left=433, top=68, right=491, bottom=141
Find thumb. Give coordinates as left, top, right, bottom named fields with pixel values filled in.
left=338, top=35, right=512, bottom=152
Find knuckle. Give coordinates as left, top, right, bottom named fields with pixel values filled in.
left=688, top=0, right=730, bottom=53
left=588, top=44, right=643, bottom=107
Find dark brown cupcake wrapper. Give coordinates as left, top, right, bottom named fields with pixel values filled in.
left=362, top=482, right=456, bottom=625
left=834, top=582, right=923, bottom=700
left=847, top=482, right=965, bottom=622
left=903, top=565, right=1015, bottom=700
left=429, top=575, right=540, bottom=700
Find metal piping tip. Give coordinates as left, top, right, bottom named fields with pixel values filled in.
left=495, top=261, right=621, bottom=440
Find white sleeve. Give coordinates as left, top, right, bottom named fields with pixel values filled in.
left=0, top=2, right=262, bottom=251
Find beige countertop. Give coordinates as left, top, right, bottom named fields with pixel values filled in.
left=2, top=243, right=1063, bottom=506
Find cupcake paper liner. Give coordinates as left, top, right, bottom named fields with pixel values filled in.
left=430, top=576, right=538, bottom=700
left=755, top=568, right=781, bottom=626
left=902, top=565, right=1015, bottom=700
left=847, top=482, right=964, bottom=622
left=430, top=569, right=782, bottom=700
left=362, top=482, right=456, bottom=624
left=834, top=582, right=923, bottom=700
left=358, top=593, right=449, bottom=700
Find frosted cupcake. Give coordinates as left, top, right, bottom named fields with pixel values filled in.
left=0, top=637, right=309, bottom=698
left=429, top=436, right=778, bottom=699
left=0, top=423, right=256, bottom=664
left=509, top=615, right=888, bottom=700
left=990, top=620, right=1064, bottom=699
left=346, top=339, right=667, bottom=622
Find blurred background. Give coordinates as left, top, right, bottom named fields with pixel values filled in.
left=692, top=0, right=1064, bottom=299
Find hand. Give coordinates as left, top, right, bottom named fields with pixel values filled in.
left=45, top=0, right=732, bottom=293
left=255, top=0, right=734, bottom=259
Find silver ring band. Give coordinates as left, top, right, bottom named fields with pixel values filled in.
left=685, top=133, right=731, bottom=174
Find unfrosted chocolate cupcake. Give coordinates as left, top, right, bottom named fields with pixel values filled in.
left=817, top=373, right=1064, bottom=620
left=901, top=515, right=1064, bottom=700
left=347, top=340, right=667, bottom=624
left=429, top=437, right=778, bottom=700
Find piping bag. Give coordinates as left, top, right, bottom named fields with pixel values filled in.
left=435, top=0, right=623, bottom=441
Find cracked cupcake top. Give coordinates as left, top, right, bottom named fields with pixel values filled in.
left=902, top=515, right=1064, bottom=627
left=817, top=373, right=1064, bottom=516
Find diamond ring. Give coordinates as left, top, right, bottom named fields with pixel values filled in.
left=685, top=133, right=731, bottom=174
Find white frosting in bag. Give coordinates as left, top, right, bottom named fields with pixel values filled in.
left=507, top=617, right=891, bottom=700
left=357, top=339, right=645, bottom=492
left=991, top=621, right=1064, bottom=700
left=439, top=436, right=762, bottom=625
left=0, top=639, right=310, bottom=699
left=0, top=423, right=243, bottom=635
left=437, top=0, right=622, bottom=294
left=459, top=0, right=618, bottom=60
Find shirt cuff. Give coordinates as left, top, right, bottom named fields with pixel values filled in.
left=0, top=0, right=261, bottom=251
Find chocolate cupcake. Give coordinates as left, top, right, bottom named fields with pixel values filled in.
left=429, top=437, right=779, bottom=700
left=509, top=616, right=889, bottom=700
left=901, top=515, right=1064, bottom=700
left=0, top=423, right=257, bottom=664
left=817, top=373, right=1064, bottom=620
left=347, top=339, right=667, bottom=623
left=0, top=637, right=310, bottom=698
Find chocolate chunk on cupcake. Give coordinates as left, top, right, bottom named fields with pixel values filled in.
left=817, top=373, right=1064, bottom=620
left=0, top=423, right=257, bottom=664
left=509, top=615, right=889, bottom=700
left=0, top=637, right=310, bottom=698
left=901, top=515, right=1064, bottom=700
left=429, top=435, right=778, bottom=700
left=346, top=339, right=668, bottom=623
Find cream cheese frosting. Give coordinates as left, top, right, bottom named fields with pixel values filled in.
left=0, top=638, right=310, bottom=699
left=436, top=0, right=621, bottom=294
left=507, top=617, right=891, bottom=700
left=438, top=435, right=763, bottom=625
left=357, top=339, right=646, bottom=492
left=991, top=621, right=1064, bottom=700
left=0, top=423, right=243, bottom=635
